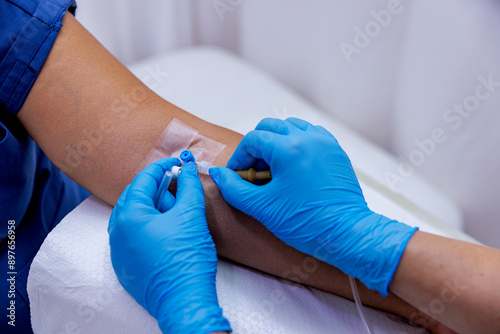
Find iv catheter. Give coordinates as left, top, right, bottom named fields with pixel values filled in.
left=154, top=150, right=229, bottom=210
left=154, top=150, right=274, bottom=210
left=166, top=149, right=271, bottom=183
left=154, top=150, right=195, bottom=210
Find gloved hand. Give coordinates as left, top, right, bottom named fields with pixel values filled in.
left=209, top=118, right=417, bottom=296
left=108, top=158, right=231, bottom=333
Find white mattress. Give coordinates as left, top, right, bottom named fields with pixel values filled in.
left=28, top=47, right=477, bottom=333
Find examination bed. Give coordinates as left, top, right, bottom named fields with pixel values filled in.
left=27, top=47, right=478, bottom=333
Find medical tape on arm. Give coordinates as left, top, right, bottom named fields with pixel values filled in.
left=137, top=118, right=226, bottom=174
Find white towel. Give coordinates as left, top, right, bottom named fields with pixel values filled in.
left=28, top=194, right=433, bottom=333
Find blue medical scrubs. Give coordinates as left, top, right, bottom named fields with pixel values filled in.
left=0, top=1, right=89, bottom=332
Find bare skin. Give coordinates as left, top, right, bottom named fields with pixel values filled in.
left=391, top=231, right=500, bottom=333
left=17, top=13, right=448, bottom=333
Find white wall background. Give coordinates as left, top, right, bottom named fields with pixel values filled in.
left=75, top=0, right=500, bottom=248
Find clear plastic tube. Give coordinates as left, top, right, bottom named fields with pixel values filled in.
left=349, top=275, right=372, bottom=334
left=154, top=171, right=174, bottom=210
left=195, top=161, right=215, bottom=175
left=170, top=161, right=215, bottom=177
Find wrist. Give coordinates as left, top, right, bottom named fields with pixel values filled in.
left=319, top=212, right=417, bottom=296
left=357, top=213, right=418, bottom=295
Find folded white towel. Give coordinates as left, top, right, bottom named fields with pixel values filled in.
left=28, top=195, right=431, bottom=333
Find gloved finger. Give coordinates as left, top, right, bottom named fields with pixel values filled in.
left=108, top=184, right=131, bottom=234
left=117, top=184, right=131, bottom=208
left=315, top=125, right=338, bottom=140
left=226, top=130, right=281, bottom=170
left=158, top=190, right=176, bottom=213
left=253, top=159, right=270, bottom=172
left=175, top=161, right=206, bottom=211
left=126, top=158, right=181, bottom=206
left=209, top=167, right=260, bottom=213
left=285, top=117, right=318, bottom=132
left=255, top=118, right=293, bottom=135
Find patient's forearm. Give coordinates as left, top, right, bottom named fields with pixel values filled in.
left=391, top=231, right=500, bottom=333
left=18, top=13, right=443, bottom=333
left=17, top=13, right=241, bottom=206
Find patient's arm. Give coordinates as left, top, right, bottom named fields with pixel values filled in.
left=391, top=231, right=500, bottom=333
left=17, top=13, right=447, bottom=333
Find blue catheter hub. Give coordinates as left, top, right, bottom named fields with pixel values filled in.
left=180, top=150, right=196, bottom=164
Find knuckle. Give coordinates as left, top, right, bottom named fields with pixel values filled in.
left=285, top=136, right=306, bottom=156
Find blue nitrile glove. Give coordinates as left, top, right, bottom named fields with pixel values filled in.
left=209, top=118, right=417, bottom=296
left=108, top=158, right=231, bottom=333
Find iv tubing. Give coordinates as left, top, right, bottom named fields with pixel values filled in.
left=154, top=171, right=174, bottom=211
left=349, top=275, right=372, bottom=334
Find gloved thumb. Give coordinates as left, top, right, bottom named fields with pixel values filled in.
left=176, top=161, right=205, bottom=210
left=209, top=167, right=261, bottom=214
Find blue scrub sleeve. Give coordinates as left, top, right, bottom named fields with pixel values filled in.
left=0, top=0, right=77, bottom=114
left=1, top=1, right=83, bottom=333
